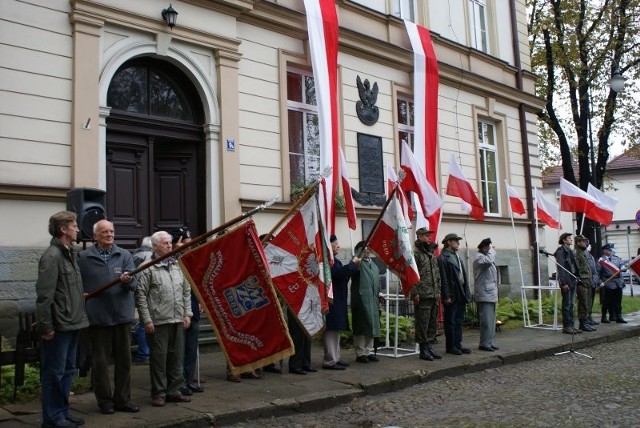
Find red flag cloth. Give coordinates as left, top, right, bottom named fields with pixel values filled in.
left=405, top=20, right=440, bottom=238
left=505, top=181, right=526, bottom=215
left=586, top=183, right=617, bottom=226
left=446, top=154, right=485, bottom=221
left=304, top=0, right=339, bottom=234
left=400, top=140, right=443, bottom=218
left=599, top=257, right=621, bottom=274
left=338, top=147, right=357, bottom=230
left=535, top=188, right=561, bottom=229
left=628, top=256, right=640, bottom=277
left=179, top=220, right=293, bottom=374
left=368, top=193, right=420, bottom=296
left=387, top=163, right=412, bottom=222
left=264, top=195, right=326, bottom=337
left=559, top=178, right=597, bottom=214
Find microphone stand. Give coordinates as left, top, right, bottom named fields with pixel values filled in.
left=539, top=251, right=593, bottom=359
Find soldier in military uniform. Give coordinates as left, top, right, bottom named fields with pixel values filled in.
left=573, top=235, right=596, bottom=332
left=410, top=228, right=442, bottom=361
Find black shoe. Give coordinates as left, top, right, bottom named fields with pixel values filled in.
left=99, top=404, right=115, bottom=415
left=179, top=387, right=193, bottom=396
left=114, top=403, right=140, bottom=413
left=303, top=366, right=317, bottom=372
left=446, top=348, right=462, bottom=355
left=355, top=356, right=369, bottom=363
left=336, top=360, right=350, bottom=367
left=66, top=414, right=85, bottom=425
left=289, top=367, right=307, bottom=375
left=322, top=364, right=346, bottom=370
left=478, top=346, right=494, bottom=352
left=579, top=323, right=596, bottom=332
left=42, top=420, right=77, bottom=428
left=459, top=347, right=472, bottom=354
left=187, top=383, right=204, bottom=393
left=616, top=318, right=628, bottom=323
left=491, top=345, right=499, bottom=350
left=367, top=355, right=379, bottom=362
left=263, top=365, right=282, bottom=374
left=419, top=351, right=434, bottom=361
left=587, top=317, right=599, bottom=325
left=601, top=317, right=610, bottom=323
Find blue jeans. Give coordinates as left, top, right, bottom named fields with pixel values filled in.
left=443, top=300, right=466, bottom=351
left=133, top=321, right=150, bottom=361
left=561, top=285, right=576, bottom=327
left=40, top=330, right=79, bottom=425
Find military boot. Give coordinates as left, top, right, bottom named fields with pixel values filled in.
left=426, top=343, right=442, bottom=359
left=579, top=321, right=596, bottom=332
left=419, top=343, right=433, bottom=361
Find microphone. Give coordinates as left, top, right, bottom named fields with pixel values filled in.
left=539, top=249, right=553, bottom=257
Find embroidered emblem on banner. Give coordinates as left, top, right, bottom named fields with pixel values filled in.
left=224, top=275, right=270, bottom=317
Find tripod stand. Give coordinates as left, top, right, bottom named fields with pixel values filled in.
left=540, top=250, right=593, bottom=359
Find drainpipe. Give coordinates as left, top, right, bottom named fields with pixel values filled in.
left=509, top=0, right=538, bottom=285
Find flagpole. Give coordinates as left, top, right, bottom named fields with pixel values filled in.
left=86, top=197, right=278, bottom=300
left=506, top=183, right=526, bottom=290
left=579, top=213, right=586, bottom=235
left=533, top=187, right=542, bottom=326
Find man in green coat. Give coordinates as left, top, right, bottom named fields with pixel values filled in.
left=574, top=235, right=596, bottom=332
left=351, top=241, right=381, bottom=363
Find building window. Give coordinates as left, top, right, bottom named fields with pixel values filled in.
left=397, top=96, right=414, bottom=150
left=478, top=120, right=499, bottom=214
left=287, top=69, right=320, bottom=188
left=391, top=0, right=416, bottom=22
left=469, top=0, right=488, bottom=53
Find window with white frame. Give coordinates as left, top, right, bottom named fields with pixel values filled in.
left=397, top=96, right=415, bottom=150
left=391, top=0, right=416, bottom=22
left=468, top=0, right=488, bottom=53
left=478, top=120, right=499, bottom=214
left=287, top=68, right=320, bottom=188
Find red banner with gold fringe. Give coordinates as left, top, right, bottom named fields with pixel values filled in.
left=179, top=220, right=293, bottom=374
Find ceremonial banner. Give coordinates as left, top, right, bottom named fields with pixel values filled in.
left=387, top=163, right=412, bottom=223
left=599, top=257, right=621, bottom=275
left=368, top=193, right=420, bottom=296
left=628, top=256, right=640, bottom=277
left=446, top=154, right=485, bottom=221
left=400, top=140, right=443, bottom=218
left=264, top=195, right=326, bottom=337
left=179, top=221, right=293, bottom=374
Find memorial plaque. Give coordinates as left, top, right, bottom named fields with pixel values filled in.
left=357, top=133, right=384, bottom=194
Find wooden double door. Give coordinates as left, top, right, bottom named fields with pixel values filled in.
left=106, top=130, right=205, bottom=249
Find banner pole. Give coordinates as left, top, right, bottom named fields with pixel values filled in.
left=86, top=197, right=278, bottom=300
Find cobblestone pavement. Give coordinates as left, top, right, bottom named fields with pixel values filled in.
left=231, top=336, right=640, bottom=427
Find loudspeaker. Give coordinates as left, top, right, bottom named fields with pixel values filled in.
left=66, top=188, right=107, bottom=241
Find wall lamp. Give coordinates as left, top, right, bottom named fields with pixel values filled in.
left=609, top=69, right=626, bottom=93
left=162, top=4, right=178, bottom=29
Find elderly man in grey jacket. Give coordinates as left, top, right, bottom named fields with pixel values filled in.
left=136, top=231, right=193, bottom=407
left=78, top=219, right=139, bottom=415
left=473, top=238, right=499, bottom=352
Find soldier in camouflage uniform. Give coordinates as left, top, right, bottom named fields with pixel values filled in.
left=410, top=228, right=442, bottom=361
left=574, top=235, right=596, bottom=332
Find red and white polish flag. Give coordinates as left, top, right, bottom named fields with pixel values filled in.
left=559, top=178, right=598, bottom=214
left=264, top=195, right=326, bottom=337
left=368, top=193, right=420, bottom=297
left=338, top=146, right=357, bottom=230
left=400, top=140, right=443, bottom=218
left=303, top=0, right=339, bottom=235
left=505, top=181, right=526, bottom=215
left=599, top=257, right=621, bottom=275
left=446, top=154, right=485, bottom=221
left=628, top=256, right=640, bottom=277
left=404, top=20, right=440, bottom=237
left=586, top=183, right=617, bottom=226
left=534, top=187, right=561, bottom=229
left=386, top=163, right=412, bottom=224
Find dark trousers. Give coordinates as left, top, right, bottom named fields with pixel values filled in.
left=287, top=312, right=311, bottom=370
left=443, top=300, right=465, bottom=351
left=603, top=287, right=623, bottom=318
left=183, top=319, right=199, bottom=386
left=40, top=330, right=79, bottom=425
left=148, top=323, right=185, bottom=398
left=89, top=323, right=132, bottom=408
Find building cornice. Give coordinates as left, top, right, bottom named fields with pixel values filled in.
left=0, top=185, right=68, bottom=202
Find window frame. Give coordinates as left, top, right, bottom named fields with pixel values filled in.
left=468, top=0, right=488, bottom=53
left=391, top=0, right=417, bottom=22
left=397, top=95, right=415, bottom=151
left=477, top=119, right=500, bottom=216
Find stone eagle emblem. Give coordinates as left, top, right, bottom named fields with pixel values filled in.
left=356, top=75, right=379, bottom=126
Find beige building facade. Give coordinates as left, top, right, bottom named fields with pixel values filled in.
left=0, top=0, right=544, bottom=303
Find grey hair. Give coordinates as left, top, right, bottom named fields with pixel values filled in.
left=151, top=231, right=172, bottom=246
left=141, top=236, right=153, bottom=247
left=92, top=219, right=113, bottom=234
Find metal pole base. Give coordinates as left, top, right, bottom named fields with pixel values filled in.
left=554, top=349, right=594, bottom=359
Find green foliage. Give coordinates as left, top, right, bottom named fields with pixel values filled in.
left=338, top=310, right=414, bottom=346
